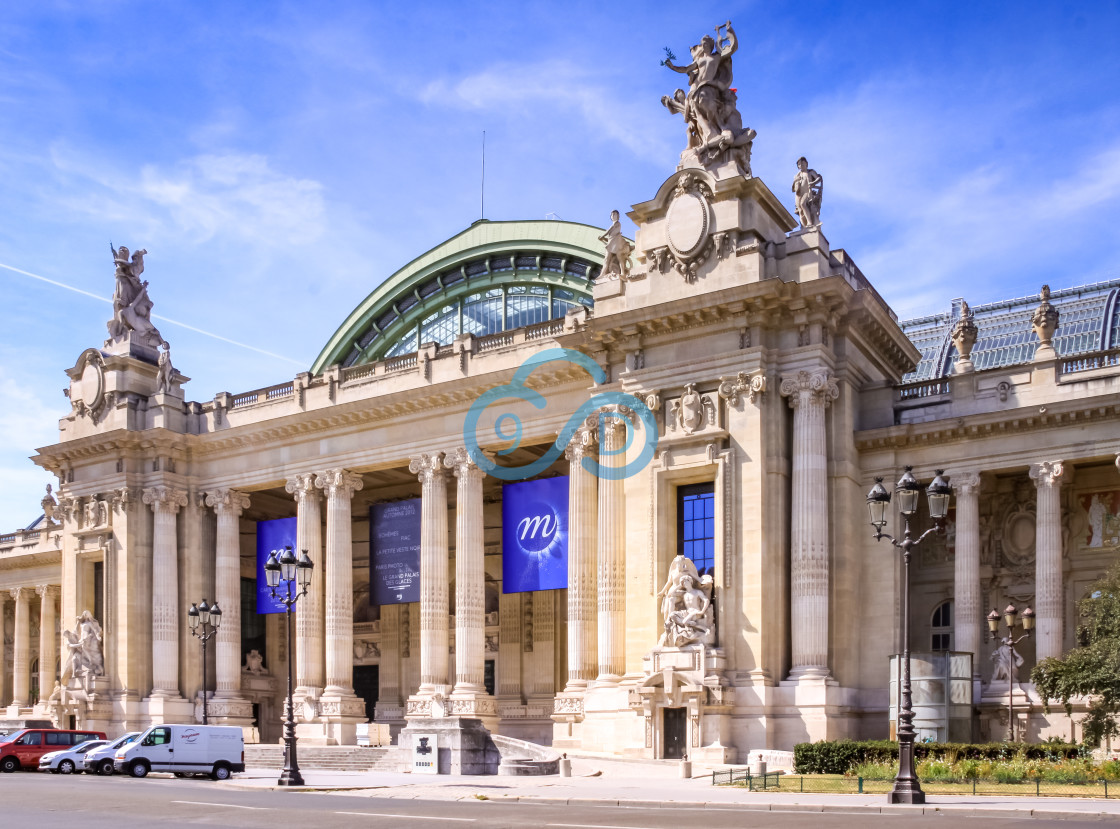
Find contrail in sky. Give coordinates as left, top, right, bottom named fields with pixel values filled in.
left=0, top=261, right=306, bottom=366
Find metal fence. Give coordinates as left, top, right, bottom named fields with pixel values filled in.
left=714, top=773, right=1119, bottom=798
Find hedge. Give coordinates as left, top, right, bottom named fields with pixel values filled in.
left=793, top=740, right=1081, bottom=775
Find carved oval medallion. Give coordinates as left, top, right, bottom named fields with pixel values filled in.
left=666, top=191, right=709, bottom=259
left=1002, top=507, right=1036, bottom=565
left=79, top=360, right=103, bottom=409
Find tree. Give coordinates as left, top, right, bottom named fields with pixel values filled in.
left=1032, top=561, right=1120, bottom=745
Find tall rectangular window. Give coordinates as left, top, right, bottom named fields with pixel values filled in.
left=241, top=577, right=266, bottom=669
left=677, top=483, right=715, bottom=578
left=93, top=561, right=104, bottom=625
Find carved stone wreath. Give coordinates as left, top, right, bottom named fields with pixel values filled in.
left=648, top=173, right=715, bottom=283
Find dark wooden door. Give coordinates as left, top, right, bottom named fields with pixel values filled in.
left=663, top=707, right=686, bottom=759
left=353, top=665, right=379, bottom=721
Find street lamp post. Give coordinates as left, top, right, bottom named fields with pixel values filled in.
left=265, top=545, right=313, bottom=787
left=866, top=467, right=952, bottom=806
left=187, top=599, right=222, bottom=725
left=987, top=603, right=1035, bottom=743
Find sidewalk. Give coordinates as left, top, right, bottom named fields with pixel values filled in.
left=220, top=755, right=1120, bottom=821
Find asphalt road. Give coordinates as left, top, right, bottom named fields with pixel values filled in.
left=0, top=772, right=1093, bottom=828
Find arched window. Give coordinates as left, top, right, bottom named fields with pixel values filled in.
left=931, top=600, right=953, bottom=650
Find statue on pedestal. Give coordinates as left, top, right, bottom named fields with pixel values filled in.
left=656, top=554, right=715, bottom=647
left=1031, top=284, right=1060, bottom=358
left=598, top=210, right=633, bottom=280
left=661, top=21, right=756, bottom=177
left=792, top=157, right=823, bottom=229
left=106, top=244, right=166, bottom=350
left=155, top=342, right=177, bottom=394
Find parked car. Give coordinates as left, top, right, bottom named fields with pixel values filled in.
left=82, top=732, right=141, bottom=776
left=0, top=729, right=106, bottom=773
left=38, top=739, right=108, bottom=774
left=114, top=725, right=244, bottom=780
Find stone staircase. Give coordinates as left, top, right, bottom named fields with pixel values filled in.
left=243, top=744, right=395, bottom=772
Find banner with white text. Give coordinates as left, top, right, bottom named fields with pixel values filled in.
left=370, top=499, right=422, bottom=605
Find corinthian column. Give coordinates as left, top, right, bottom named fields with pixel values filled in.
left=445, top=448, right=491, bottom=710
left=0, top=591, right=6, bottom=705
left=285, top=473, right=325, bottom=699
left=1030, top=461, right=1065, bottom=661
left=952, top=473, right=982, bottom=678
left=409, top=453, right=449, bottom=696
left=316, top=469, right=364, bottom=695
left=10, top=588, right=30, bottom=707
left=143, top=486, right=189, bottom=697
left=780, top=369, right=839, bottom=681
left=204, top=489, right=251, bottom=699
left=36, top=585, right=58, bottom=703
left=597, top=410, right=626, bottom=684
left=564, top=427, right=598, bottom=690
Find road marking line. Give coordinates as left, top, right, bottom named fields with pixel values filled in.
left=334, top=813, right=475, bottom=822
left=170, top=800, right=270, bottom=810
left=547, top=824, right=656, bottom=829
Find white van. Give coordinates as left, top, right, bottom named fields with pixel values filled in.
left=113, top=724, right=245, bottom=780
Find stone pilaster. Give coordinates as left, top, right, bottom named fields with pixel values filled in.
left=316, top=469, right=364, bottom=695
left=142, top=486, right=189, bottom=698
left=564, top=426, right=598, bottom=690
left=780, top=369, right=839, bottom=681
left=444, top=448, right=495, bottom=719
left=952, top=473, right=983, bottom=678
left=36, top=585, right=58, bottom=705
left=9, top=587, right=30, bottom=707
left=203, top=489, right=252, bottom=716
left=408, top=452, right=450, bottom=699
left=1030, top=461, right=1065, bottom=661
left=596, top=411, right=626, bottom=684
left=0, top=591, right=6, bottom=706
left=285, top=473, right=325, bottom=701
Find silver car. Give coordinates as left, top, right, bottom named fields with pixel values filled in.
left=82, top=732, right=140, bottom=776
left=38, top=739, right=108, bottom=774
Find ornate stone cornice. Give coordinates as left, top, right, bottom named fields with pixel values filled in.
left=443, top=447, right=487, bottom=481
left=1029, top=461, right=1065, bottom=488
left=780, top=369, right=838, bottom=409
left=952, top=472, right=982, bottom=496
left=285, top=473, right=319, bottom=503
left=204, top=488, right=251, bottom=516
left=409, top=452, right=446, bottom=485
left=718, top=371, right=766, bottom=406
left=314, top=468, right=364, bottom=499
left=142, top=486, right=189, bottom=514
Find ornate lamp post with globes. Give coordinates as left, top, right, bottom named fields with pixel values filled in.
left=866, top=467, right=952, bottom=805
left=187, top=599, right=221, bottom=725
left=987, top=603, right=1034, bottom=742
left=264, top=544, right=313, bottom=787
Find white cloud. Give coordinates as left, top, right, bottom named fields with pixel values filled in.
left=0, top=368, right=61, bottom=531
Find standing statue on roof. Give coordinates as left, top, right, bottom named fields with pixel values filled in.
left=106, top=243, right=166, bottom=350
left=661, top=21, right=756, bottom=177
left=598, top=210, right=633, bottom=280
left=792, top=157, right=824, bottom=229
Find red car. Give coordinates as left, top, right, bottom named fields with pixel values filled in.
left=0, top=728, right=106, bottom=772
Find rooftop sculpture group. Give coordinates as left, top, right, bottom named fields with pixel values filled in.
left=106, top=244, right=166, bottom=351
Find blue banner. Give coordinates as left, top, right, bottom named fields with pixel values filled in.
left=256, top=517, right=297, bottom=614
left=502, top=477, right=569, bottom=593
left=371, top=499, right=422, bottom=605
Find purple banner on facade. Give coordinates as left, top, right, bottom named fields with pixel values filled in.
left=502, top=476, right=569, bottom=593
left=256, top=516, right=297, bottom=614
left=371, top=499, right=422, bottom=605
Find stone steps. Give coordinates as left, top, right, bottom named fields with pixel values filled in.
left=243, top=745, right=390, bottom=771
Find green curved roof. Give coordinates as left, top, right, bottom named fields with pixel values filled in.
left=311, top=219, right=607, bottom=374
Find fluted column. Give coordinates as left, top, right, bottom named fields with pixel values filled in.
left=409, top=453, right=450, bottom=695
left=596, top=411, right=626, bottom=683
left=0, top=591, right=6, bottom=705
left=953, top=473, right=983, bottom=677
left=445, top=448, right=488, bottom=698
left=565, top=426, right=598, bottom=690
left=780, top=369, right=839, bottom=681
left=10, top=588, right=30, bottom=706
left=204, top=489, right=251, bottom=698
left=316, top=469, right=364, bottom=694
left=36, top=585, right=58, bottom=702
left=1030, top=461, right=1065, bottom=661
left=285, top=473, right=325, bottom=697
left=143, top=486, right=189, bottom=697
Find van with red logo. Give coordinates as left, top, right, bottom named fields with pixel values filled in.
left=113, top=724, right=244, bottom=780
left=0, top=728, right=106, bottom=772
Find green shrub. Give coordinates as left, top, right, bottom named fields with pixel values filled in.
left=991, top=761, right=1027, bottom=783
left=851, top=760, right=896, bottom=781
left=1100, top=760, right=1120, bottom=781
left=792, top=740, right=1080, bottom=774
left=916, top=758, right=957, bottom=781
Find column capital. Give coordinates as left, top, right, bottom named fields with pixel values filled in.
left=111, top=486, right=140, bottom=514
left=1115, top=452, right=1119, bottom=476
left=953, top=472, right=982, bottom=496
left=564, top=426, right=598, bottom=464
left=35, top=584, right=59, bottom=600
left=315, top=468, right=364, bottom=499
left=780, top=368, right=839, bottom=409
left=444, top=447, right=488, bottom=481
left=10, top=586, right=28, bottom=602
left=285, top=472, right=320, bottom=503
left=409, top=452, right=446, bottom=484
left=1029, top=461, right=1065, bottom=488
left=142, top=486, right=189, bottom=513
left=204, top=488, right=251, bottom=516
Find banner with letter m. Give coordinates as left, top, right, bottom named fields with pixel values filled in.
left=502, top=476, right=569, bottom=593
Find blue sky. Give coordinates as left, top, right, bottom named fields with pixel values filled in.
left=0, top=1, right=1118, bottom=529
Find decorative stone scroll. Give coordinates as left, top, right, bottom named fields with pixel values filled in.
left=718, top=371, right=766, bottom=406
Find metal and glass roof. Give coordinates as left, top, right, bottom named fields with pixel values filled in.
left=311, top=219, right=605, bottom=373
left=900, top=279, right=1120, bottom=381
